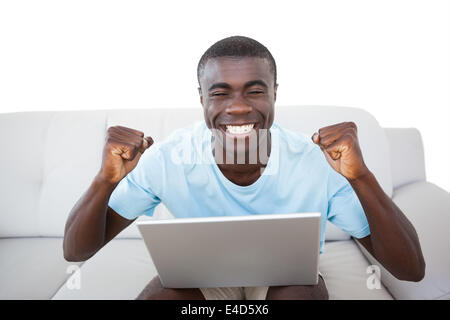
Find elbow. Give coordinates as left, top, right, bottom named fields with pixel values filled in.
left=396, top=261, right=426, bottom=282
left=63, top=250, right=92, bottom=263
left=64, top=252, right=79, bottom=263
left=410, top=254, right=426, bottom=282
left=63, top=236, right=77, bottom=262
left=62, top=238, right=100, bottom=262
left=63, top=244, right=82, bottom=262
left=63, top=238, right=91, bottom=263
left=411, top=261, right=426, bottom=282
left=403, top=269, right=425, bottom=282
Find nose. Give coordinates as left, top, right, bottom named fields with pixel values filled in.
left=225, top=99, right=252, bottom=115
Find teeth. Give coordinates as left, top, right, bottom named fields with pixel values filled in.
left=226, top=124, right=254, bottom=134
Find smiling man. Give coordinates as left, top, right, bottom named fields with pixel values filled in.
left=63, top=36, right=425, bottom=300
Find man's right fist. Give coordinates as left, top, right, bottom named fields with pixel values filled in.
left=97, top=126, right=154, bottom=184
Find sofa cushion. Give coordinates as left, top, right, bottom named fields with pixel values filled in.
left=0, top=237, right=82, bottom=299
left=36, top=111, right=106, bottom=237
left=319, top=240, right=393, bottom=300
left=384, top=128, right=426, bottom=189
left=0, top=113, right=52, bottom=237
left=52, top=238, right=157, bottom=300
left=356, top=181, right=450, bottom=300
left=53, top=238, right=393, bottom=300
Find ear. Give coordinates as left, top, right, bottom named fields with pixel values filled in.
left=273, top=83, right=278, bottom=103
left=198, top=87, right=203, bottom=106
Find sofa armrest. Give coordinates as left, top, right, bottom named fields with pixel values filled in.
left=384, top=128, right=426, bottom=190
left=355, top=181, right=450, bottom=300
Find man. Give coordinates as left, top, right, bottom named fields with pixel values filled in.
left=63, top=36, right=425, bottom=300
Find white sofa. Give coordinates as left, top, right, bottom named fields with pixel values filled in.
left=1, top=105, right=449, bottom=300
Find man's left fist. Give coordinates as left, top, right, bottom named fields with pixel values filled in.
left=311, top=121, right=369, bottom=181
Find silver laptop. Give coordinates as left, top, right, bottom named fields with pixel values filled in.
left=136, top=212, right=321, bottom=288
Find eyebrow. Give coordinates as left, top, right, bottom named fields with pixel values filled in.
left=208, top=80, right=268, bottom=92
left=208, top=82, right=231, bottom=92
left=244, top=80, right=268, bottom=89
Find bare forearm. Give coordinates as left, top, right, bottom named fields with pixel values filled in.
left=349, top=171, right=425, bottom=281
left=63, top=175, right=117, bottom=261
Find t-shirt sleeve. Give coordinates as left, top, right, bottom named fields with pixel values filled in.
left=326, top=167, right=371, bottom=239
left=108, top=146, right=163, bottom=220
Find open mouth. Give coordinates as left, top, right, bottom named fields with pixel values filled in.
left=226, top=123, right=255, bottom=135
left=217, top=123, right=259, bottom=137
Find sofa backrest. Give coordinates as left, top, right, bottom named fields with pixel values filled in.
left=384, top=128, right=426, bottom=190
left=0, top=106, right=393, bottom=238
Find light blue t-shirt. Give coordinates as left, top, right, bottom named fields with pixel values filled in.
left=108, top=121, right=371, bottom=253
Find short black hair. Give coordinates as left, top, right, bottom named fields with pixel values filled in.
left=197, top=36, right=277, bottom=87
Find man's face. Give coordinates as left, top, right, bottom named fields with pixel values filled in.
left=199, top=57, right=276, bottom=164
left=198, top=57, right=277, bottom=133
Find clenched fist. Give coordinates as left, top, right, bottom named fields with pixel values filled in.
left=312, top=121, right=369, bottom=181
left=97, top=126, right=153, bottom=184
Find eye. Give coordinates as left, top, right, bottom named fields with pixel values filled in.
left=211, top=92, right=228, bottom=96
left=249, top=91, right=264, bottom=95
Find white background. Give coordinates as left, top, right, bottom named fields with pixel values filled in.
left=0, top=0, right=449, bottom=192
